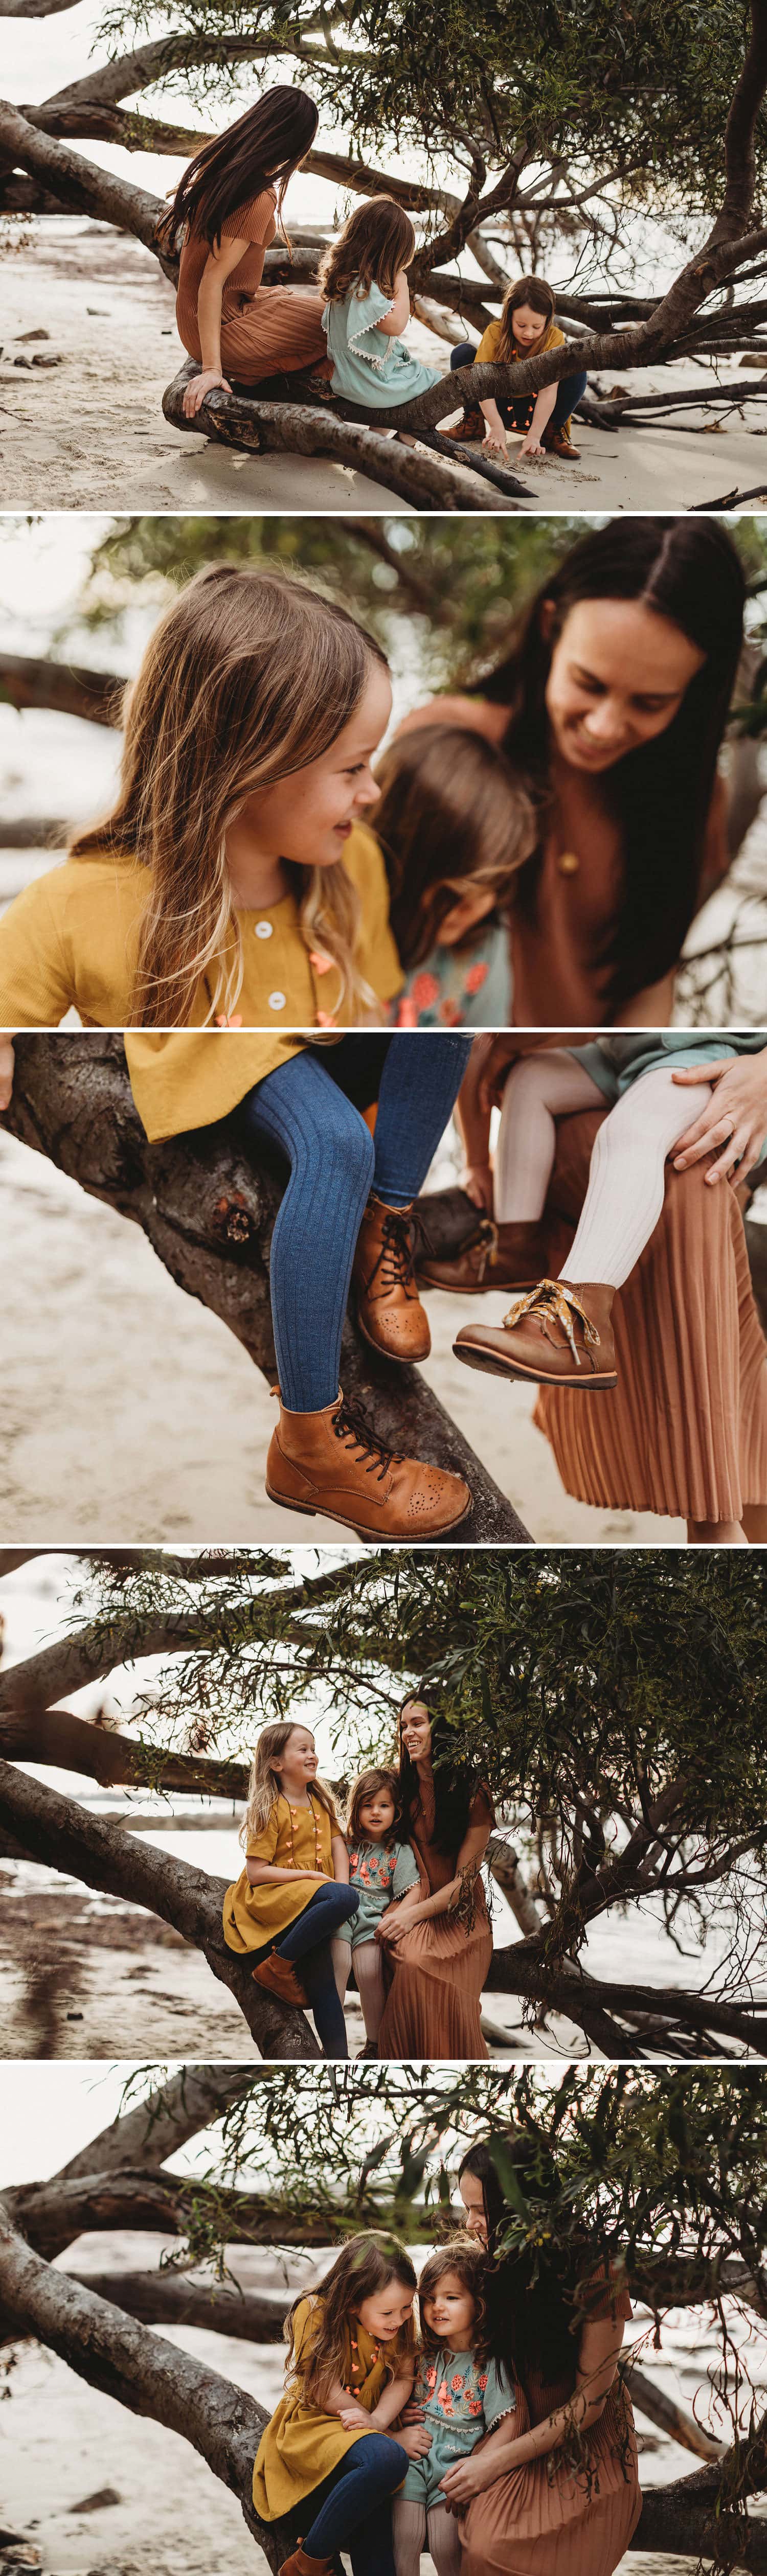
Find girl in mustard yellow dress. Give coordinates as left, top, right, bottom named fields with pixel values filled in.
left=223, top=1721, right=359, bottom=2056
left=0, top=563, right=473, bottom=1541
left=254, top=2231, right=428, bottom=2576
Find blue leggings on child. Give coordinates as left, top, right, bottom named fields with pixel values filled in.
left=300, top=2430, right=409, bottom=2575
left=274, top=1880, right=359, bottom=2059
left=449, top=340, right=588, bottom=432
left=238, top=1032, right=473, bottom=1411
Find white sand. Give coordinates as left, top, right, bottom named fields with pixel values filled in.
left=0, top=1128, right=682, bottom=1545
left=2, top=219, right=766, bottom=513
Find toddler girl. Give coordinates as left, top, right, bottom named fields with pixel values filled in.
left=393, top=2241, right=511, bottom=2576
left=222, top=1721, right=359, bottom=2056
left=0, top=566, right=475, bottom=1538
left=446, top=1033, right=767, bottom=1389
left=446, top=273, right=587, bottom=464
left=336, top=1766, right=421, bottom=2052
left=253, top=2232, right=430, bottom=2576
left=319, top=198, right=440, bottom=415
left=373, top=725, right=534, bottom=1028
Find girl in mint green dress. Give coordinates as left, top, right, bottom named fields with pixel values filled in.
left=336, top=1766, right=421, bottom=2050
left=393, top=2241, right=513, bottom=2576
left=320, top=196, right=441, bottom=410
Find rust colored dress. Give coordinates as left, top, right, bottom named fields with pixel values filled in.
left=377, top=1779, right=494, bottom=2061
left=176, top=185, right=327, bottom=382
left=460, top=2281, right=641, bottom=2576
left=533, top=1110, right=767, bottom=1523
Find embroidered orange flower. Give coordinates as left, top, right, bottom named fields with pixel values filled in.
left=215, top=1013, right=243, bottom=1028
left=464, top=962, right=489, bottom=995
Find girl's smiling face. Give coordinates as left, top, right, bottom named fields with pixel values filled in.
left=358, top=2281, right=415, bottom=2340
left=400, top=1700, right=433, bottom=1762
left=459, top=2170, right=489, bottom=2245
left=275, top=1726, right=319, bottom=1790
left=544, top=596, right=705, bottom=775
left=358, top=1785, right=397, bottom=1840
left=236, top=660, right=393, bottom=870
left=422, top=2268, right=477, bottom=2348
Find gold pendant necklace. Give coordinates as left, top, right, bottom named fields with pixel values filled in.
left=557, top=849, right=580, bottom=876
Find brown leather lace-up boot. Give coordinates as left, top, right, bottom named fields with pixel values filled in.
left=265, top=1389, right=471, bottom=1537
left=542, top=423, right=581, bottom=458
left=278, top=2546, right=340, bottom=2576
left=418, top=1217, right=550, bottom=1296
left=252, top=1952, right=307, bottom=2007
left=352, top=1195, right=431, bottom=1361
left=454, top=1280, right=617, bottom=1388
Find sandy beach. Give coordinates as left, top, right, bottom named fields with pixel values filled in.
left=3, top=220, right=766, bottom=515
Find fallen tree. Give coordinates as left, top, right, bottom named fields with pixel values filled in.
left=5, top=3, right=767, bottom=502
left=1, top=1547, right=766, bottom=2058
left=1, top=2063, right=765, bottom=2569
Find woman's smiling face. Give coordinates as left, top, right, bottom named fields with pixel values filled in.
left=459, top=2169, right=489, bottom=2244
left=544, top=595, right=706, bottom=775
left=400, top=1700, right=433, bottom=1761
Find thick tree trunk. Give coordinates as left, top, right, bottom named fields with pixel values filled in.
left=3, top=1034, right=530, bottom=1543
left=57, top=2063, right=258, bottom=2180
left=0, top=1700, right=251, bottom=1798
left=160, top=365, right=529, bottom=511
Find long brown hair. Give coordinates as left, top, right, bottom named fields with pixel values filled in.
left=418, top=2239, right=488, bottom=2358
left=160, top=84, right=318, bottom=254
left=345, top=1765, right=404, bottom=1849
left=374, top=725, right=534, bottom=967
left=495, top=273, right=556, bottom=364
left=284, top=2234, right=417, bottom=2406
left=319, top=197, right=416, bottom=303
left=69, top=565, right=389, bottom=1027
left=240, top=1722, right=342, bottom=1848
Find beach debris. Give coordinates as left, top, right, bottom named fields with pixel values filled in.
left=67, top=2487, right=123, bottom=2514
left=13, top=328, right=49, bottom=342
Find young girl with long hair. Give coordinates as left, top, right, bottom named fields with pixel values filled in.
left=319, top=199, right=440, bottom=413
left=446, top=274, right=588, bottom=463
left=393, top=2241, right=508, bottom=2576
left=0, top=564, right=475, bottom=1538
left=253, top=2232, right=428, bottom=2576
left=398, top=515, right=746, bottom=1025
left=373, top=725, right=534, bottom=1027
left=161, top=84, right=330, bottom=416
left=336, top=1766, right=420, bottom=2053
left=222, top=1722, right=359, bottom=2056
left=452, top=2133, right=640, bottom=2576
left=376, top=1696, right=494, bottom=2062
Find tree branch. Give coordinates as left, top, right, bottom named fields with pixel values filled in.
left=0, top=650, right=123, bottom=727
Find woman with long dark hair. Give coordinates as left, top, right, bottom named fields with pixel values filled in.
left=375, top=1694, right=493, bottom=2060
left=163, top=85, right=329, bottom=417
left=399, top=515, right=746, bottom=1027
left=449, top=2134, right=641, bottom=2576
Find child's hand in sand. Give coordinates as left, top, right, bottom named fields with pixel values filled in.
left=183, top=368, right=232, bottom=417
left=483, top=423, right=509, bottom=459
left=672, top=1053, right=767, bottom=1185
left=0, top=1037, right=14, bottom=1111
left=518, top=433, right=546, bottom=459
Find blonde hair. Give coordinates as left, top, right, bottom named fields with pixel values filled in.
left=319, top=197, right=416, bottom=305
left=69, top=565, right=389, bottom=1028
left=240, top=1721, right=342, bottom=1847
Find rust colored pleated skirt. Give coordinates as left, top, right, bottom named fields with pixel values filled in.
left=533, top=1109, right=767, bottom=1524
left=377, top=1902, right=493, bottom=2060
left=460, top=2385, right=641, bottom=2576
left=178, top=288, right=328, bottom=382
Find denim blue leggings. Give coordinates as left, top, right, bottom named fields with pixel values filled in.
left=300, top=2430, right=409, bottom=2574
left=273, top=1879, right=359, bottom=2058
left=239, top=1032, right=473, bottom=1411
left=450, top=340, right=588, bottom=432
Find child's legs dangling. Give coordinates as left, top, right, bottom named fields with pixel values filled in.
left=559, top=1067, right=714, bottom=1291
left=276, top=1883, right=360, bottom=2058
left=494, top=1050, right=606, bottom=1222
left=302, top=2432, right=408, bottom=2576
left=239, top=1052, right=375, bottom=1410
left=427, top=2503, right=463, bottom=2576
left=392, top=2497, right=427, bottom=2576
left=353, top=1938, right=387, bottom=2040
left=370, top=1032, right=474, bottom=1205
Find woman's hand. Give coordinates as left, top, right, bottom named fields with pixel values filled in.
left=462, top=1161, right=494, bottom=1214
left=0, top=1037, right=14, bottom=1112
left=182, top=367, right=232, bottom=417
left=398, top=2421, right=432, bottom=2461
left=671, top=1053, right=767, bottom=1186
left=440, top=2452, right=495, bottom=2505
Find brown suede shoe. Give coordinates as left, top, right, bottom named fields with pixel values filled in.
left=542, top=424, right=581, bottom=458
left=418, top=1218, right=550, bottom=1296
left=353, top=1195, right=431, bottom=1361
left=252, top=1951, right=307, bottom=2007
left=278, top=2547, right=340, bottom=2576
left=454, top=1279, right=617, bottom=1387
left=265, top=1389, right=472, bottom=1536
left=442, top=407, right=484, bottom=441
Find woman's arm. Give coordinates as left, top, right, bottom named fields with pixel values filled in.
left=440, top=2317, right=626, bottom=2505
left=182, top=237, right=246, bottom=415
left=245, top=1860, right=330, bottom=1887
left=375, top=270, right=412, bottom=337
left=0, top=1037, right=14, bottom=1110
left=375, top=1815, right=490, bottom=1944
left=614, top=971, right=675, bottom=1028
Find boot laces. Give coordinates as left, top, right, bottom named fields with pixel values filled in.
left=502, top=1279, right=600, bottom=1367
left=332, top=1394, right=397, bottom=1480
left=369, top=1205, right=418, bottom=1297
